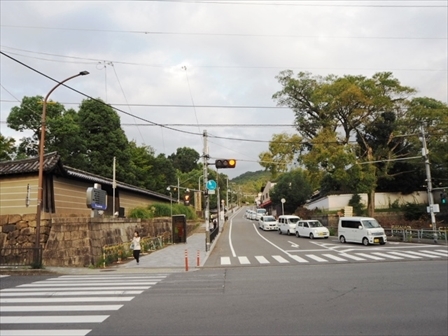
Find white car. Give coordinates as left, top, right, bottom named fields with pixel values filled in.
left=278, top=215, right=301, bottom=235
left=255, top=208, right=267, bottom=220
left=258, top=215, right=278, bottom=231
left=295, top=220, right=329, bottom=239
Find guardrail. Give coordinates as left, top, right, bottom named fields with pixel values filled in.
left=101, top=235, right=172, bottom=268
left=0, top=246, right=42, bottom=267
left=210, top=226, right=219, bottom=243
left=384, top=226, right=448, bottom=244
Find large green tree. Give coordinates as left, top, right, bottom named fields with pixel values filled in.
left=0, top=134, right=16, bottom=161
left=168, top=147, right=200, bottom=173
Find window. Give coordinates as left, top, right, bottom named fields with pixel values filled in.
left=341, top=220, right=361, bottom=229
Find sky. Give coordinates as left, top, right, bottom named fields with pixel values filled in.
left=1, top=0, right=447, bottom=180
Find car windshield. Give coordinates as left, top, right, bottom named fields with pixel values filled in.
left=288, top=218, right=300, bottom=224
left=263, top=216, right=276, bottom=222
left=362, top=219, right=381, bottom=228
left=257, top=209, right=266, bottom=214
left=309, top=221, right=323, bottom=227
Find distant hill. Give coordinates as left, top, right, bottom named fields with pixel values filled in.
left=231, top=170, right=272, bottom=195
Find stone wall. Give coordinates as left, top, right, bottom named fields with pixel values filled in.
left=0, top=213, right=51, bottom=249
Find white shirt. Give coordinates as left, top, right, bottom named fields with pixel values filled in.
left=132, top=236, right=141, bottom=250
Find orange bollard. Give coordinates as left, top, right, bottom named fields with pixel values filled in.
left=196, top=250, right=200, bottom=267
left=185, top=249, right=189, bottom=272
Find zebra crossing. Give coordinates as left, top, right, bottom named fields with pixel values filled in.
left=0, top=273, right=168, bottom=336
left=219, top=249, right=448, bottom=266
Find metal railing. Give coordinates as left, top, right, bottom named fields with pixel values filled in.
left=0, top=246, right=42, bottom=267
left=210, top=225, right=219, bottom=243
left=384, top=226, right=448, bottom=244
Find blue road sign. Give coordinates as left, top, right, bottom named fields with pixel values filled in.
left=207, top=180, right=217, bottom=190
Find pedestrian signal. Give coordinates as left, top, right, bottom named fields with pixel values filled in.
left=215, top=159, right=236, bottom=169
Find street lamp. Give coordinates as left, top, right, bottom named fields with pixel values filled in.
left=166, top=186, right=173, bottom=217
left=35, top=71, right=89, bottom=267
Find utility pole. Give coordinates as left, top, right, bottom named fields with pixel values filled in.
left=226, top=177, right=229, bottom=213
left=421, top=126, right=437, bottom=243
left=203, top=130, right=210, bottom=251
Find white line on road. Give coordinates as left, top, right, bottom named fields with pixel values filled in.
left=252, top=223, right=298, bottom=261
left=322, top=254, right=347, bottom=262
left=0, top=290, right=143, bottom=297
left=0, top=315, right=109, bottom=324
left=1, top=286, right=150, bottom=292
left=405, top=251, right=441, bottom=258
left=306, top=254, right=328, bottom=262
left=0, top=305, right=123, bottom=312
left=371, top=252, right=403, bottom=260
left=388, top=251, right=421, bottom=259
left=289, top=255, right=309, bottom=263
left=272, top=255, right=289, bottom=263
left=0, top=330, right=92, bottom=336
left=255, top=256, right=270, bottom=264
left=18, top=282, right=156, bottom=287
left=355, top=253, right=385, bottom=260
left=339, top=253, right=366, bottom=261
left=419, top=250, right=448, bottom=257
left=238, top=256, right=251, bottom=265
left=435, top=249, right=448, bottom=254
left=221, top=257, right=231, bottom=265
left=228, top=218, right=237, bottom=257
left=0, top=297, right=134, bottom=303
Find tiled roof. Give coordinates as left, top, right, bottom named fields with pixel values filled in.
left=0, top=152, right=170, bottom=201
left=0, top=152, right=61, bottom=175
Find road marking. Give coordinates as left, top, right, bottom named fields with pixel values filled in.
left=306, top=254, right=328, bottom=262
left=238, top=256, right=251, bottom=265
left=388, top=251, right=422, bottom=259
left=18, top=282, right=156, bottom=287
left=0, top=297, right=134, bottom=303
left=255, top=256, right=270, bottom=264
left=0, top=315, right=109, bottom=324
left=289, top=255, right=309, bottom=263
left=252, top=223, right=298, bottom=261
left=1, top=286, right=150, bottom=292
left=435, top=249, right=448, bottom=254
left=0, top=305, right=123, bottom=312
left=339, top=253, right=366, bottom=261
left=405, top=251, right=441, bottom=258
left=0, top=275, right=10, bottom=278
left=418, top=250, right=448, bottom=257
left=0, top=331, right=91, bottom=336
left=220, top=257, right=231, bottom=265
left=272, top=255, right=289, bottom=263
left=228, top=217, right=237, bottom=257
left=355, top=253, right=385, bottom=260
left=0, top=290, right=144, bottom=297
left=371, top=252, right=403, bottom=260
left=287, top=241, right=299, bottom=248
left=322, top=254, right=347, bottom=262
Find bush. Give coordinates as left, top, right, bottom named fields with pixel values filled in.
left=401, top=202, right=426, bottom=221
left=128, top=203, right=197, bottom=220
left=348, top=193, right=365, bottom=216
left=128, top=206, right=153, bottom=219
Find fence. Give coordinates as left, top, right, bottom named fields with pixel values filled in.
left=210, top=225, right=219, bottom=243
left=0, top=246, right=42, bottom=267
left=384, top=226, right=448, bottom=244
left=101, top=234, right=172, bottom=267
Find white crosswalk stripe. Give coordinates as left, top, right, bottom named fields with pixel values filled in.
left=218, top=249, right=448, bottom=266
left=0, top=275, right=10, bottom=278
left=0, top=273, right=167, bottom=336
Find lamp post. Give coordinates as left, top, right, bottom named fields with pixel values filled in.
left=166, top=186, right=173, bottom=217
left=35, top=71, right=89, bottom=267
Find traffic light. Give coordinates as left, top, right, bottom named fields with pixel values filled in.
left=184, top=194, right=190, bottom=206
left=215, top=159, right=236, bottom=169
left=441, top=192, right=447, bottom=204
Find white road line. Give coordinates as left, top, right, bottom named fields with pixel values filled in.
left=255, top=256, right=270, bottom=264
left=238, top=256, right=251, bottom=265
left=0, top=330, right=91, bottom=336
left=339, top=253, right=366, bottom=261
left=0, top=315, right=109, bottom=324
left=0, top=275, right=10, bottom=278
left=289, top=255, right=309, bottom=263
left=272, top=255, right=290, bottom=263
left=1, top=286, right=150, bottom=292
left=418, top=250, right=448, bottom=257
left=0, top=290, right=143, bottom=297
left=252, top=223, right=298, bottom=261
left=435, top=249, right=448, bottom=254
left=371, top=252, right=403, bottom=260
left=322, top=254, right=347, bottom=262
left=405, top=251, right=441, bottom=258
left=55, top=275, right=167, bottom=280
left=355, top=253, right=385, bottom=260
left=221, top=257, right=231, bottom=265
left=306, top=254, right=328, bottom=262
left=228, top=218, right=237, bottom=257
left=18, top=282, right=156, bottom=287
left=388, top=251, right=422, bottom=259
left=31, top=280, right=158, bottom=284
left=0, top=305, right=123, bottom=312
left=0, top=297, right=134, bottom=303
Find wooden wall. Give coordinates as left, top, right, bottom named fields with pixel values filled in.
left=53, top=176, right=92, bottom=215
left=0, top=175, right=37, bottom=215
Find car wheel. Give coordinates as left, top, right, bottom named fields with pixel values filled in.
left=362, top=238, right=369, bottom=246
left=287, top=230, right=290, bottom=236
left=296, top=232, right=300, bottom=238
left=339, top=236, right=346, bottom=243
left=278, top=229, right=282, bottom=234
left=309, top=233, right=314, bottom=239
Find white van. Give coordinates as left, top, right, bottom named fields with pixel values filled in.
left=278, top=215, right=301, bottom=235
left=256, top=208, right=267, bottom=220
left=338, top=217, right=387, bottom=246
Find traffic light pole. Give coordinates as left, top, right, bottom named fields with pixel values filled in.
left=421, top=126, right=437, bottom=243
left=203, top=130, right=211, bottom=252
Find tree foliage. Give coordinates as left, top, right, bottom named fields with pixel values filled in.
left=168, top=147, right=200, bottom=173
left=0, top=134, right=16, bottom=161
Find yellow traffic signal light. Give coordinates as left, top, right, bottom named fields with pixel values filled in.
left=215, top=159, right=237, bottom=169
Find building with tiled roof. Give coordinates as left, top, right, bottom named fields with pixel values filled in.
left=0, top=152, right=171, bottom=216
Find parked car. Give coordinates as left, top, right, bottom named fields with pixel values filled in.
left=295, top=220, right=329, bottom=239
left=249, top=210, right=257, bottom=220
left=338, top=216, right=387, bottom=246
left=278, top=215, right=301, bottom=235
left=256, top=208, right=267, bottom=220
left=258, top=215, right=278, bottom=231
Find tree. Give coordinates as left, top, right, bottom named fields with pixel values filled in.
left=0, top=134, right=16, bottom=161
left=258, top=132, right=302, bottom=179
left=273, top=71, right=422, bottom=216
left=270, top=169, right=313, bottom=214
left=168, top=147, right=200, bottom=173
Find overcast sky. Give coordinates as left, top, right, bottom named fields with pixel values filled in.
left=1, top=0, right=447, bottom=180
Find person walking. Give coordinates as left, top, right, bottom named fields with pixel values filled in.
left=131, top=231, right=141, bottom=264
